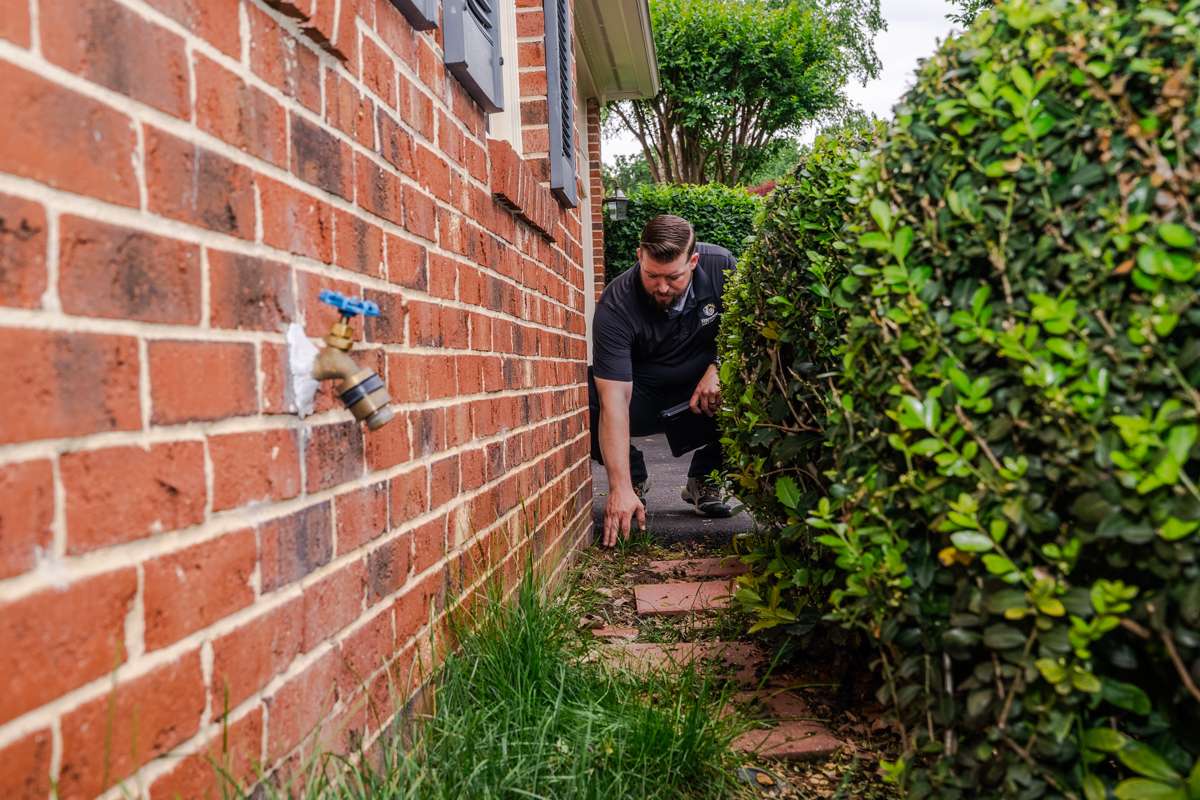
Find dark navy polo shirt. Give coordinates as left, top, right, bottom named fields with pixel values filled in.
left=591, top=242, right=735, bottom=391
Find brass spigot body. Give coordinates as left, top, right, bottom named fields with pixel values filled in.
left=313, top=314, right=394, bottom=431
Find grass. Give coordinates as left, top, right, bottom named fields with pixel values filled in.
left=254, top=564, right=749, bottom=799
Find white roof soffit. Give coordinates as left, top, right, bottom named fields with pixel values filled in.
left=575, top=0, right=660, bottom=103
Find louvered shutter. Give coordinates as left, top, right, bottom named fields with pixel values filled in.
left=543, top=0, right=577, bottom=207
left=388, top=0, right=438, bottom=30
left=445, top=0, right=504, bottom=113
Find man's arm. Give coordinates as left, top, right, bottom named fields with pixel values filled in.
left=595, top=377, right=646, bottom=547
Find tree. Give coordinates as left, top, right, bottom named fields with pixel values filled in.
left=947, top=0, right=990, bottom=26
left=608, top=0, right=883, bottom=186
left=601, top=153, right=653, bottom=196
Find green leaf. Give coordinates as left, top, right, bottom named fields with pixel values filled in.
left=1035, top=658, right=1067, bottom=684
left=1082, top=774, right=1106, bottom=800
left=893, top=226, right=914, bottom=262
left=1159, top=224, right=1196, bottom=249
left=983, top=624, right=1025, bottom=650
left=951, top=532, right=994, bottom=552
left=1119, top=742, right=1182, bottom=782
left=858, top=231, right=892, bottom=251
left=1102, top=678, right=1151, bottom=715
left=869, top=199, right=893, bottom=234
left=1187, top=758, right=1200, bottom=797
left=1084, top=727, right=1128, bottom=753
left=896, top=396, right=927, bottom=430
left=775, top=476, right=802, bottom=510
left=1011, top=64, right=1034, bottom=97
left=1073, top=669, right=1102, bottom=693
left=1160, top=516, right=1200, bottom=542
left=1114, top=779, right=1185, bottom=800
left=983, top=554, right=1017, bottom=575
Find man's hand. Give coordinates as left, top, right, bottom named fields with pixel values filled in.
left=603, top=485, right=645, bottom=547
left=689, top=363, right=721, bottom=416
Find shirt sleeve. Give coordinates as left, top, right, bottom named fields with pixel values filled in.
left=591, top=302, right=634, bottom=382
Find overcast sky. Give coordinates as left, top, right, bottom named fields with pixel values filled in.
left=602, top=0, right=961, bottom=162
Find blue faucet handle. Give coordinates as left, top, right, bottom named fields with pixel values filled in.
left=319, top=289, right=380, bottom=318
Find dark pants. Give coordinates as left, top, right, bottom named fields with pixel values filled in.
left=587, top=367, right=724, bottom=485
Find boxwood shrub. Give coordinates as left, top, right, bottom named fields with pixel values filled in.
left=603, top=183, right=761, bottom=281
left=722, top=1, right=1200, bottom=796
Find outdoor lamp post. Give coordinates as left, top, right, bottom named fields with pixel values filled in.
left=604, top=188, right=628, bottom=221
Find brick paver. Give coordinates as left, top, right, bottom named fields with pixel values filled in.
left=603, top=641, right=763, bottom=686
left=633, top=580, right=731, bottom=615
left=646, top=557, right=749, bottom=580
left=733, top=723, right=843, bottom=761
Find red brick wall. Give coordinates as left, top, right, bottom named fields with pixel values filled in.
left=0, top=0, right=593, bottom=795
left=587, top=97, right=605, bottom=301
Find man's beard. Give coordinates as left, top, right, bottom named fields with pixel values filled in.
left=652, top=290, right=681, bottom=310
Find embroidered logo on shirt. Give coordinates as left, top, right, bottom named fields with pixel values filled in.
left=700, top=303, right=718, bottom=325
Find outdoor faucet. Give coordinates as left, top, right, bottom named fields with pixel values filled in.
left=312, top=290, right=395, bottom=431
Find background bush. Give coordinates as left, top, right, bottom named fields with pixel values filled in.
left=722, top=1, right=1200, bottom=797
left=603, top=183, right=761, bottom=281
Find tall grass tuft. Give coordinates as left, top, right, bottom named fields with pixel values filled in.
left=256, top=566, right=745, bottom=799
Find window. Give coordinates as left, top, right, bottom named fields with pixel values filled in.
left=488, top=0, right=523, bottom=153
left=543, top=0, right=577, bottom=207
left=445, top=0, right=504, bottom=113
left=388, top=0, right=438, bottom=30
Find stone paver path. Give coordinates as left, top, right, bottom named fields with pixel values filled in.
left=604, top=557, right=845, bottom=763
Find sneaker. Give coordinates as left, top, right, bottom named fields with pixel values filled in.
left=681, top=477, right=733, bottom=518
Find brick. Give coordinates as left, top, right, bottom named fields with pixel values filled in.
left=0, top=61, right=138, bottom=206
left=149, top=341, right=258, bottom=424
left=62, top=442, right=206, bottom=553
left=0, top=728, right=50, bottom=799
left=385, top=234, right=427, bottom=289
left=0, top=193, right=46, bottom=309
left=355, top=152, right=403, bottom=226
left=430, top=454, right=460, bottom=509
left=365, top=410, right=411, bottom=471
left=415, top=145, right=451, bottom=201
left=145, top=126, right=256, bottom=240
left=305, top=421, right=365, bottom=492
left=144, top=0, right=241, bottom=57
left=211, top=599, right=304, bottom=712
left=389, top=465, right=428, bottom=526
left=265, top=649, right=339, bottom=762
left=334, top=209, right=385, bottom=277
left=260, top=502, right=333, bottom=592
left=403, top=184, right=437, bottom=240
left=327, top=71, right=374, bottom=149
left=0, top=0, right=30, bottom=47
left=377, top=110, right=414, bottom=175
left=0, top=459, right=54, bottom=580
left=0, top=328, right=140, bottom=445
left=41, top=0, right=190, bottom=118
left=260, top=177, right=334, bottom=263
left=365, top=532, right=411, bottom=604
left=144, top=529, right=256, bottom=650
left=361, top=34, right=396, bottom=107
left=337, top=606, right=395, bottom=697
left=59, top=652, right=206, bottom=799
left=412, top=517, right=444, bottom=573
left=148, top=708, right=263, bottom=800
left=732, top=724, right=843, bottom=761
left=336, top=481, right=389, bottom=554
left=58, top=215, right=201, bottom=324
left=260, top=342, right=289, bottom=414
left=291, top=112, right=353, bottom=199
left=0, top=569, right=136, bottom=724
left=209, top=429, right=301, bottom=511
left=303, top=558, right=366, bottom=650
left=394, top=569, right=441, bottom=640
left=248, top=3, right=321, bottom=113
left=195, top=53, right=287, bottom=168
left=208, top=250, right=296, bottom=331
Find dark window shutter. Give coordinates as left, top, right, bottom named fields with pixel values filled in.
left=543, top=0, right=577, bottom=207
left=388, top=0, right=438, bottom=30
left=445, top=0, right=503, bottom=113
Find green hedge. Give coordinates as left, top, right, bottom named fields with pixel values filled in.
left=603, top=183, right=761, bottom=281
left=721, top=1, right=1200, bottom=797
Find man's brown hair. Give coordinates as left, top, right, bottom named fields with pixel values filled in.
left=639, top=214, right=696, bottom=263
